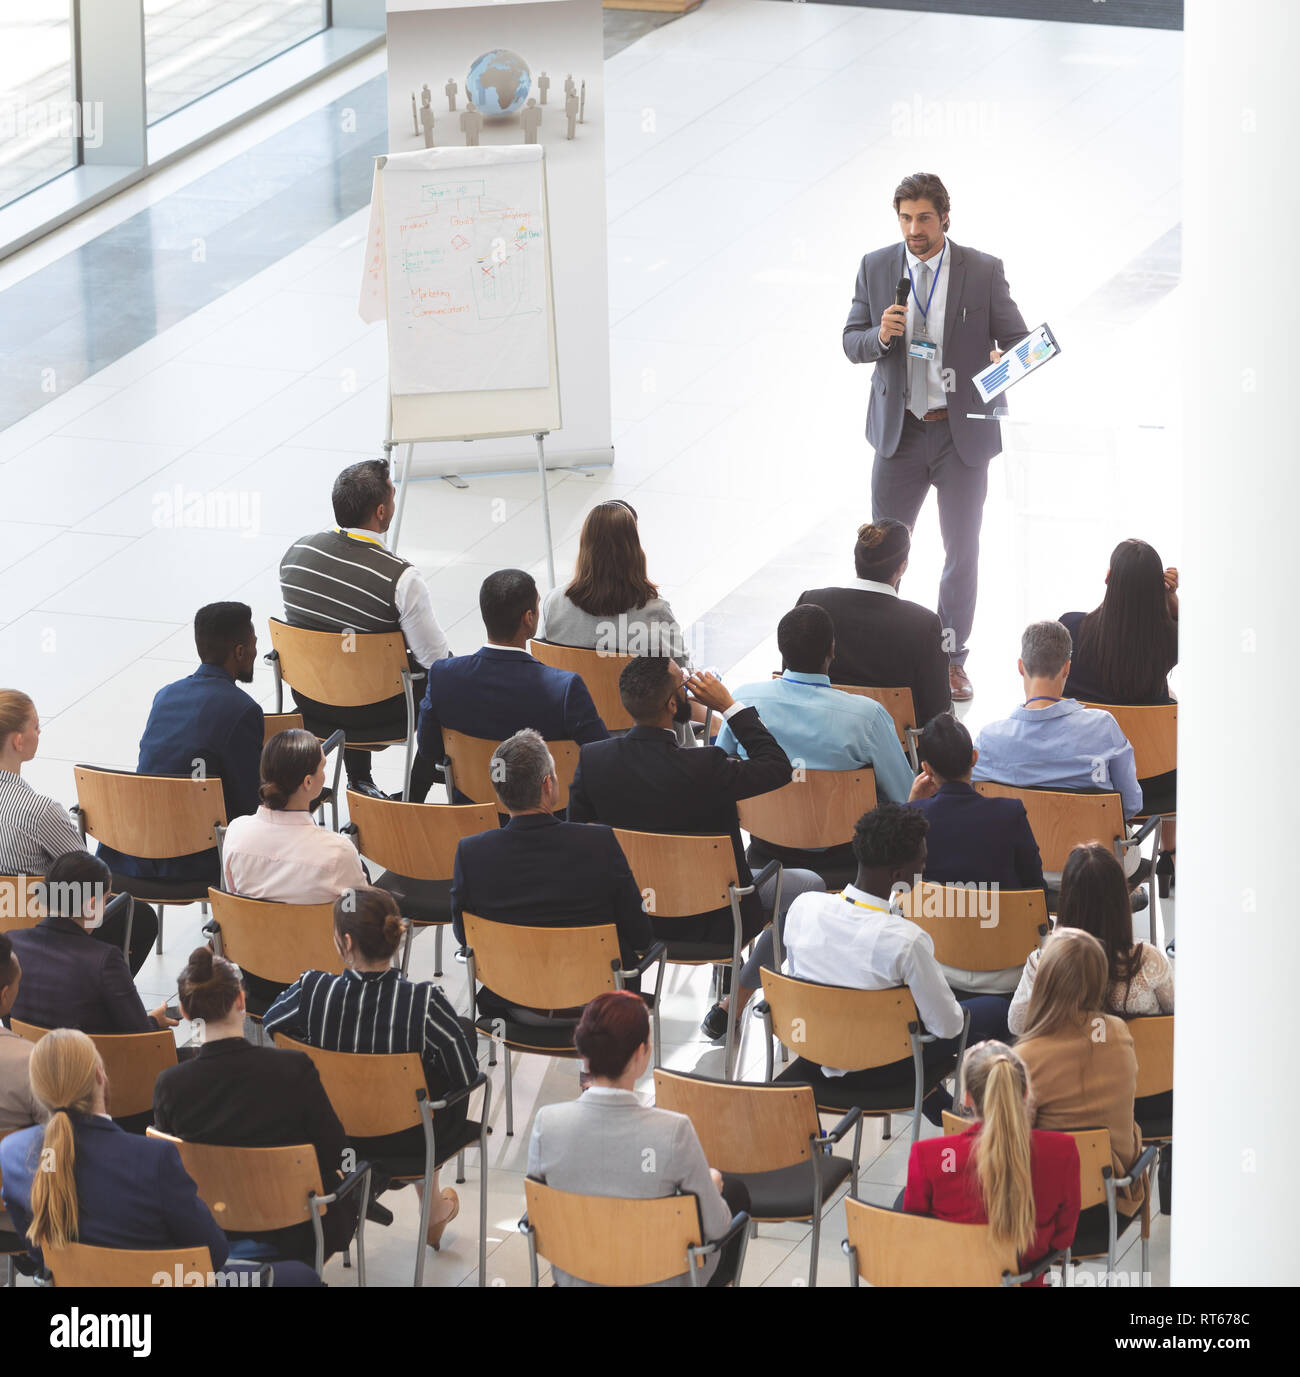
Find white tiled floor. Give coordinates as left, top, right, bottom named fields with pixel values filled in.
left=0, top=0, right=1180, bottom=1287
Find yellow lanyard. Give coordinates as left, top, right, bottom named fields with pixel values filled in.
left=336, top=527, right=385, bottom=548
left=839, top=893, right=890, bottom=914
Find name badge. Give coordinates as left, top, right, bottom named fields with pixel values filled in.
left=908, top=339, right=938, bottom=362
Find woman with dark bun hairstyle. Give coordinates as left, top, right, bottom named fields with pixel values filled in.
left=527, top=991, right=750, bottom=1286
left=263, top=886, right=477, bottom=1253
left=152, top=946, right=358, bottom=1265
left=220, top=729, right=365, bottom=904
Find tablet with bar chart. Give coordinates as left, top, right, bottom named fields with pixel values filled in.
left=972, top=322, right=1062, bottom=403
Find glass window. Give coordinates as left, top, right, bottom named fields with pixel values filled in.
left=0, top=1, right=78, bottom=209
left=145, top=0, right=329, bottom=125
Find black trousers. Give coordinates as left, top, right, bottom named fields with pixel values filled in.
left=290, top=689, right=440, bottom=801
left=95, top=899, right=159, bottom=978
left=710, top=1177, right=752, bottom=1287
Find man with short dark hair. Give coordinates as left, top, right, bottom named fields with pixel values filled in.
left=0, top=931, right=42, bottom=1132
left=843, top=171, right=1031, bottom=702
left=281, top=458, right=451, bottom=800
left=97, top=602, right=262, bottom=887
left=415, top=570, right=607, bottom=803
left=450, top=728, right=651, bottom=1020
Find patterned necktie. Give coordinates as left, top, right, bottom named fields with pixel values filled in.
left=909, top=259, right=933, bottom=421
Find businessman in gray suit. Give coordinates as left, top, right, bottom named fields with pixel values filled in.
left=843, top=172, right=1029, bottom=702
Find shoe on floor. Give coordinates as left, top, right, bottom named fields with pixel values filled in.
left=347, top=778, right=388, bottom=801
left=427, top=1188, right=459, bottom=1251
left=949, top=664, right=973, bottom=701
left=700, top=1003, right=728, bottom=1042
left=365, top=1197, right=394, bottom=1227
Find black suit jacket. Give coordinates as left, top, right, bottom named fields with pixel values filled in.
left=797, top=585, right=952, bottom=728
left=7, top=917, right=157, bottom=1034
left=567, top=709, right=791, bottom=947
left=911, top=781, right=1046, bottom=897
left=152, top=1037, right=354, bottom=1261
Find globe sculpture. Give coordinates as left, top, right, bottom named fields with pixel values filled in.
left=466, top=49, right=532, bottom=117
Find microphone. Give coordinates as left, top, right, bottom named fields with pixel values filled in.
left=886, top=277, right=910, bottom=348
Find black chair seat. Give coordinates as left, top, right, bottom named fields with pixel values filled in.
left=378, top=1117, right=484, bottom=1179
left=374, top=872, right=453, bottom=926
left=662, top=941, right=733, bottom=964
left=475, top=1013, right=580, bottom=1053
left=109, top=872, right=211, bottom=904
left=732, top=1152, right=853, bottom=1221
left=1070, top=1200, right=1139, bottom=1259
left=773, top=1054, right=955, bottom=1115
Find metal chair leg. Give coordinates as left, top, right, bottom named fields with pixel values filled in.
left=155, top=909, right=165, bottom=956
left=880, top=1114, right=891, bottom=1140
left=456, top=1149, right=466, bottom=1185
left=434, top=925, right=444, bottom=977
left=504, top=1047, right=514, bottom=1137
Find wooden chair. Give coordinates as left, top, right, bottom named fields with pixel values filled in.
left=527, top=640, right=635, bottom=730
left=737, top=767, right=876, bottom=888
left=272, top=1033, right=491, bottom=1287
left=756, top=970, right=969, bottom=1144
left=941, top=1109, right=1155, bottom=1282
left=441, top=729, right=581, bottom=811
left=1080, top=703, right=1177, bottom=803
left=612, top=827, right=779, bottom=1081
left=266, top=618, right=423, bottom=802
left=463, top=913, right=665, bottom=1136
left=342, top=791, right=498, bottom=978
left=899, top=884, right=1048, bottom=999
left=1128, top=1014, right=1174, bottom=1209
left=520, top=1178, right=751, bottom=1288
left=45, top=1241, right=219, bottom=1287
left=0, top=875, right=45, bottom=934
left=841, top=1196, right=1056, bottom=1286
left=262, top=711, right=305, bottom=743
left=72, top=765, right=228, bottom=955
left=654, top=1069, right=861, bottom=1287
left=203, top=889, right=343, bottom=1023
left=146, top=1131, right=372, bottom=1282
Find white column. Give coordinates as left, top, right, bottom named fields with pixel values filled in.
left=1176, top=0, right=1300, bottom=1285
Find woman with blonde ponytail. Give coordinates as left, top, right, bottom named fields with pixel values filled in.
left=903, top=1040, right=1080, bottom=1285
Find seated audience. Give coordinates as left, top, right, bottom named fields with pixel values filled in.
left=416, top=569, right=608, bottom=804
left=153, top=947, right=357, bottom=1265
left=1008, top=843, right=1174, bottom=1036
left=0, top=689, right=157, bottom=974
left=1014, top=928, right=1147, bottom=1219
left=0, top=933, right=42, bottom=1133
left=7, top=851, right=175, bottom=1036
left=541, top=499, right=691, bottom=667
left=0, top=1028, right=318, bottom=1285
left=797, top=519, right=951, bottom=724
left=262, top=887, right=477, bottom=1251
left=222, top=728, right=365, bottom=903
left=971, top=620, right=1143, bottom=840
left=450, top=729, right=652, bottom=1021
left=97, top=602, right=263, bottom=890
left=568, top=656, right=824, bottom=1042
left=1060, top=537, right=1178, bottom=890
left=281, top=458, right=450, bottom=802
left=905, top=1040, right=1080, bottom=1285
left=907, top=712, right=1046, bottom=995
left=780, top=804, right=1011, bottom=1121
left=527, top=991, right=749, bottom=1287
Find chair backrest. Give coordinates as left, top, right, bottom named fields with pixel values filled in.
left=523, top=1178, right=704, bottom=1286
left=271, top=1033, right=427, bottom=1139
left=147, top=1131, right=325, bottom=1233
left=11, top=1023, right=178, bottom=1119
left=463, top=913, right=619, bottom=1010
left=610, top=829, right=739, bottom=919
left=971, top=782, right=1125, bottom=872
left=73, top=767, right=227, bottom=859
left=268, top=618, right=411, bottom=708
left=1080, top=703, right=1177, bottom=782
left=843, top=1196, right=1014, bottom=1286
left=940, top=1110, right=1111, bottom=1210
left=442, top=729, right=581, bottom=810
left=759, top=970, right=917, bottom=1071
left=737, top=769, right=877, bottom=851
left=0, top=875, right=45, bottom=933
left=899, top=884, right=1048, bottom=972
left=262, top=711, right=306, bottom=744
left=206, top=889, right=343, bottom=987
left=528, top=640, right=635, bottom=730
left=46, top=1241, right=215, bottom=1287
left=344, top=791, right=498, bottom=882
left=653, top=1069, right=818, bottom=1174
left=1127, top=1014, right=1174, bottom=1099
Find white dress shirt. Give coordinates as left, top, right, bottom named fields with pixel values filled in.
left=904, top=239, right=951, bottom=413
left=337, top=526, right=450, bottom=668
left=222, top=806, right=366, bottom=905
left=782, top=882, right=964, bottom=1075
left=845, top=578, right=899, bottom=597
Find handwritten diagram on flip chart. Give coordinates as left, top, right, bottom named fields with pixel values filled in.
left=376, top=146, right=550, bottom=396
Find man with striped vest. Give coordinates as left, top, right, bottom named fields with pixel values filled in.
left=280, top=459, right=450, bottom=800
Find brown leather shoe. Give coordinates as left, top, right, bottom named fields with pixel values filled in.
left=949, top=664, right=973, bottom=701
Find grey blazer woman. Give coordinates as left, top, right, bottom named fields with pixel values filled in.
left=526, top=1087, right=732, bottom=1286
left=539, top=590, right=692, bottom=669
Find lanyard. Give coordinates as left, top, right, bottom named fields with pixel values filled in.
left=1023, top=696, right=1061, bottom=706
left=840, top=893, right=890, bottom=914
left=336, top=527, right=385, bottom=548
left=907, top=243, right=944, bottom=334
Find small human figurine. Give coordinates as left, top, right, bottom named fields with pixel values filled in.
left=579, top=78, right=586, bottom=124
left=445, top=76, right=458, bottom=112
left=520, top=97, right=543, bottom=145
left=420, top=102, right=435, bottom=148
left=410, top=91, right=419, bottom=136
left=564, top=89, right=578, bottom=140
left=538, top=71, right=550, bottom=105
left=461, top=100, right=482, bottom=147
left=564, top=73, right=576, bottom=98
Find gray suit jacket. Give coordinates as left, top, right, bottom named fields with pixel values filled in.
left=842, top=238, right=1029, bottom=467
left=527, top=1087, right=733, bottom=1286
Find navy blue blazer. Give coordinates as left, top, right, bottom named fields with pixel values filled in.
left=417, top=646, right=608, bottom=799
left=911, top=781, right=1046, bottom=894
left=0, top=1112, right=228, bottom=1271
left=98, top=663, right=264, bottom=885
left=6, top=916, right=157, bottom=1034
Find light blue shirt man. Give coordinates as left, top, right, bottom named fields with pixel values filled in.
left=715, top=669, right=915, bottom=804
left=971, top=698, right=1142, bottom=818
